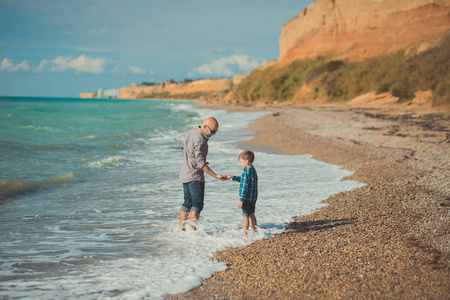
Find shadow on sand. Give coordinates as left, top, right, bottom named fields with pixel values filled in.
left=286, top=218, right=357, bottom=233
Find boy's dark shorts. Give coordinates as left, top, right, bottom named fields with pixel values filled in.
left=181, top=181, right=205, bottom=213
left=241, top=201, right=256, bottom=216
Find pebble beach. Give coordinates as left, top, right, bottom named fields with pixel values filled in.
left=166, top=103, right=449, bottom=299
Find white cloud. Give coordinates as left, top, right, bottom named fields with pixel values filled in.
left=190, top=55, right=265, bottom=77
left=128, top=66, right=147, bottom=74
left=36, top=57, right=70, bottom=72
left=36, top=55, right=106, bottom=74
left=70, top=55, right=105, bottom=73
left=0, top=58, right=30, bottom=72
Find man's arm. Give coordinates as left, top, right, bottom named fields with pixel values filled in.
left=202, top=165, right=229, bottom=181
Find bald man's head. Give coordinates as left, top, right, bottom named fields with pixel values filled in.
left=201, top=117, right=219, bottom=137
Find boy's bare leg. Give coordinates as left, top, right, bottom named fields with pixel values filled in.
left=189, top=210, right=200, bottom=230
left=249, top=214, right=257, bottom=232
left=179, top=211, right=188, bottom=231
left=242, top=216, right=250, bottom=236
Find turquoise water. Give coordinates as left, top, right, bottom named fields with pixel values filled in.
left=0, top=97, right=190, bottom=189
left=0, top=97, right=365, bottom=299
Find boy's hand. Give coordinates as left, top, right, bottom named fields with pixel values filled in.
left=237, top=201, right=243, bottom=208
left=217, top=175, right=231, bottom=181
left=224, top=174, right=233, bottom=180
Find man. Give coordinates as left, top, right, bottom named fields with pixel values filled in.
left=179, top=117, right=229, bottom=230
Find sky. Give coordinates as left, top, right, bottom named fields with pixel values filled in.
left=0, top=0, right=314, bottom=98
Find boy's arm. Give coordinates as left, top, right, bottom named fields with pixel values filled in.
left=232, top=175, right=241, bottom=182
left=238, top=170, right=249, bottom=201
left=225, top=174, right=241, bottom=182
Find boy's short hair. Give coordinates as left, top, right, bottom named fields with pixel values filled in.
left=239, top=150, right=255, bottom=163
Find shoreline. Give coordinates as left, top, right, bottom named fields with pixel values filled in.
left=166, top=103, right=449, bottom=299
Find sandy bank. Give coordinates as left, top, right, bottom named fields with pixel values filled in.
left=166, top=103, right=449, bottom=299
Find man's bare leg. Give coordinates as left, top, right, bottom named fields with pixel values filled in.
left=179, top=211, right=188, bottom=231
left=189, top=210, right=200, bottom=230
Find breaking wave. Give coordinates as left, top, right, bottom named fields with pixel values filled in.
left=0, top=173, right=75, bottom=198
left=87, top=156, right=126, bottom=168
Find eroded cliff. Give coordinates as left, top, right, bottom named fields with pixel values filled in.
left=278, top=0, right=450, bottom=65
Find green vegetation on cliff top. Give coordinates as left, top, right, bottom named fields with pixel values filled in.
left=141, top=91, right=207, bottom=100
left=234, top=33, right=449, bottom=106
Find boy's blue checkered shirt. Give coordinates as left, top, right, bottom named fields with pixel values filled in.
left=232, top=166, right=258, bottom=203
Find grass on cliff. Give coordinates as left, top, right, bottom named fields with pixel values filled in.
left=141, top=91, right=207, bottom=100
left=234, top=33, right=449, bottom=106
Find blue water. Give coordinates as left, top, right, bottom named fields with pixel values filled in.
left=0, top=97, right=365, bottom=299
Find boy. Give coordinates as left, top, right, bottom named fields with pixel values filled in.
left=226, top=150, right=258, bottom=236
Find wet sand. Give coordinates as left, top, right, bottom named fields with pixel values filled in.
left=166, top=103, right=449, bottom=299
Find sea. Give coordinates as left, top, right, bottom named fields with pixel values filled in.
left=0, top=97, right=365, bottom=299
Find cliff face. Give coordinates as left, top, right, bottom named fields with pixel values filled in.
left=119, top=78, right=233, bottom=100
left=79, top=92, right=97, bottom=99
left=278, top=0, right=450, bottom=65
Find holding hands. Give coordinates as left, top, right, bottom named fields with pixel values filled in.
left=217, top=174, right=232, bottom=181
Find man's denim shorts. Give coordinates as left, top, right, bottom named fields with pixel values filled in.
left=181, top=181, right=205, bottom=213
left=241, top=201, right=256, bottom=216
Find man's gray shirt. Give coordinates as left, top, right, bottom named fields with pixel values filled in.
left=179, top=127, right=209, bottom=183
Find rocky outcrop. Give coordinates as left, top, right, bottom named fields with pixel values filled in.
left=79, top=92, right=97, bottom=99
left=278, top=0, right=450, bottom=65
left=347, top=92, right=399, bottom=106
left=412, top=90, right=433, bottom=105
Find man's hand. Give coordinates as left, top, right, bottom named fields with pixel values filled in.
left=203, top=165, right=231, bottom=181
left=217, top=175, right=231, bottom=181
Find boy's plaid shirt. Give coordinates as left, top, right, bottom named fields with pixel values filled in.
left=232, top=166, right=258, bottom=203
